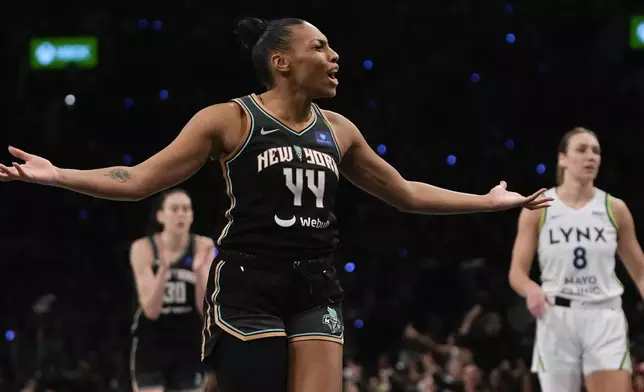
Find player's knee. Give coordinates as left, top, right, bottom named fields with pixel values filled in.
left=585, top=370, right=632, bottom=392
left=288, top=340, right=342, bottom=392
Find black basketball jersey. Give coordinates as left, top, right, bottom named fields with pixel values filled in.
left=131, top=235, right=201, bottom=343
left=216, top=94, right=341, bottom=260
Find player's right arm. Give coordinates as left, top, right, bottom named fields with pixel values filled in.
left=509, top=207, right=549, bottom=317
left=130, top=238, right=170, bottom=320
left=0, top=103, right=240, bottom=201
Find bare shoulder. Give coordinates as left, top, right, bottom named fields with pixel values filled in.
left=518, top=190, right=553, bottom=228
left=608, top=193, right=630, bottom=226
left=195, top=102, right=243, bottom=121
left=185, top=102, right=243, bottom=135
left=131, top=237, right=152, bottom=252
left=517, top=206, right=543, bottom=230
left=203, top=102, right=245, bottom=122
left=320, top=109, right=345, bottom=122
left=193, top=102, right=247, bottom=158
left=609, top=194, right=628, bottom=212
left=130, top=237, right=154, bottom=268
left=320, top=109, right=357, bottom=132
left=198, top=102, right=245, bottom=130
left=320, top=109, right=361, bottom=155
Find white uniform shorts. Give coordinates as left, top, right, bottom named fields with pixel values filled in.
left=531, top=297, right=631, bottom=390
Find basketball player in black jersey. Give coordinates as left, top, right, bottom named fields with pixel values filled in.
left=1, top=17, right=552, bottom=392
left=129, top=188, right=215, bottom=392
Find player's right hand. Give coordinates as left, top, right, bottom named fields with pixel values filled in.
left=0, top=146, right=59, bottom=186
left=526, top=287, right=550, bottom=318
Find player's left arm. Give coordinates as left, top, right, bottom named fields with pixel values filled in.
left=324, top=110, right=546, bottom=214
left=322, top=110, right=492, bottom=214
left=612, top=196, right=644, bottom=299
left=193, top=236, right=215, bottom=316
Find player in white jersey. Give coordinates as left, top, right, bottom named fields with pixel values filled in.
left=509, top=127, right=644, bottom=392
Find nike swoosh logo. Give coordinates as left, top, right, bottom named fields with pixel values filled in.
left=274, top=214, right=296, bottom=227
left=260, top=128, right=280, bottom=135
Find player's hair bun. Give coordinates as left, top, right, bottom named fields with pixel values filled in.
left=234, top=17, right=267, bottom=51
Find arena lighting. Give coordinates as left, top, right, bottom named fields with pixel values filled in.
left=536, top=163, right=547, bottom=175
left=64, top=94, right=76, bottom=107
left=30, top=36, right=98, bottom=69
left=376, top=144, right=387, bottom=156
left=446, top=154, right=457, bottom=166
left=630, top=15, right=644, bottom=49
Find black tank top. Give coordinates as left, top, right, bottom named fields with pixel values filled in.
left=131, top=234, right=201, bottom=343
left=216, top=94, right=341, bottom=260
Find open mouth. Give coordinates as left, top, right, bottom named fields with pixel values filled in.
left=327, top=69, right=338, bottom=83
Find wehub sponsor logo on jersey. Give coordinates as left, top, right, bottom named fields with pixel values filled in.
left=299, top=216, right=330, bottom=228
left=274, top=215, right=330, bottom=229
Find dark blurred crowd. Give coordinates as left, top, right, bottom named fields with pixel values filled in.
left=5, top=269, right=644, bottom=392
left=342, top=303, right=644, bottom=392
left=2, top=290, right=133, bottom=392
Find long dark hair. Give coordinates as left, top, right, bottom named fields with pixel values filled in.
left=145, top=188, right=190, bottom=235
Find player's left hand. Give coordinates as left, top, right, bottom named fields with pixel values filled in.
left=487, top=181, right=553, bottom=211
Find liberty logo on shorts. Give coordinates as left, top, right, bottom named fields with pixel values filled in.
left=321, top=306, right=342, bottom=334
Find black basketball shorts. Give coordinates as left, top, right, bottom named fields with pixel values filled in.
left=130, top=336, right=205, bottom=391
left=200, top=249, right=345, bottom=363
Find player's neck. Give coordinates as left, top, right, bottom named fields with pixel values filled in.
left=159, top=231, right=189, bottom=252
left=258, top=86, right=312, bottom=125
left=557, top=180, right=595, bottom=204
